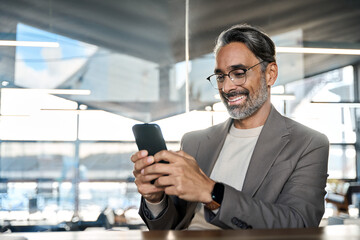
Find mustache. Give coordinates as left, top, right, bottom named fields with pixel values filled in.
left=221, top=90, right=249, bottom=99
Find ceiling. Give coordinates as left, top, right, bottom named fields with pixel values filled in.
left=1, top=0, right=359, bottom=75
left=0, top=0, right=360, bottom=120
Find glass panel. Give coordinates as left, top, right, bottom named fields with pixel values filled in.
left=5, top=3, right=187, bottom=123
left=0, top=1, right=186, bottom=227
left=0, top=142, right=75, bottom=180
left=78, top=110, right=140, bottom=141
left=14, top=23, right=98, bottom=89
left=0, top=88, right=78, bottom=141
left=79, top=142, right=136, bottom=181
left=286, top=66, right=355, bottom=143
left=1, top=182, right=37, bottom=212
left=78, top=182, right=142, bottom=224
left=79, top=142, right=180, bottom=180
left=328, top=145, right=357, bottom=180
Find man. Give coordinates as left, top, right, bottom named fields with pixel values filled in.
left=131, top=24, right=329, bottom=230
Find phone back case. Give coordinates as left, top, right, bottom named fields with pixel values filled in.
left=132, top=123, right=167, bottom=156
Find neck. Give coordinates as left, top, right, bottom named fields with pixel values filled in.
left=233, top=101, right=272, bottom=129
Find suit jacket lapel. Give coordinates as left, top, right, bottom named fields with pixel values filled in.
left=197, top=118, right=233, bottom=176
left=242, top=106, right=290, bottom=197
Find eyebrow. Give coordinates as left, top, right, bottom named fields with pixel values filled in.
left=214, top=64, right=247, bottom=74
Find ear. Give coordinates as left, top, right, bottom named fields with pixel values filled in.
left=265, top=62, right=278, bottom=87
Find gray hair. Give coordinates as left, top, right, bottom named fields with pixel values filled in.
left=214, top=24, right=276, bottom=70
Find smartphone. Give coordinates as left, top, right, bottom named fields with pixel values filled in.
left=132, top=123, right=167, bottom=156
left=132, top=123, right=168, bottom=184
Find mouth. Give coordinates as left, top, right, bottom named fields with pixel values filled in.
left=225, top=94, right=247, bottom=106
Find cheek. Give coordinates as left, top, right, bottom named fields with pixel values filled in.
left=244, top=81, right=260, bottom=95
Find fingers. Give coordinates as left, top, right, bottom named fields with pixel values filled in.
left=164, top=185, right=177, bottom=196
left=135, top=178, right=165, bottom=203
left=131, top=150, right=155, bottom=174
left=175, top=150, right=193, bottom=159
left=132, top=149, right=212, bottom=203
left=135, top=177, right=163, bottom=194
left=131, top=150, right=167, bottom=203
left=134, top=156, right=154, bottom=172
left=155, top=175, right=173, bottom=187
left=133, top=166, right=165, bottom=199
left=131, top=150, right=148, bottom=163
left=139, top=172, right=163, bottom=184
left=153, top=150, right=188, bottom=164
left=141, top=159, right=175, bottom=178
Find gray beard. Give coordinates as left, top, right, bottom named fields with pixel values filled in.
left=221, top=76, right=268, bottom=120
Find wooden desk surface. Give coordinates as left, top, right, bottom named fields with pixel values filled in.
left=1, top=225, right=360, bottom=240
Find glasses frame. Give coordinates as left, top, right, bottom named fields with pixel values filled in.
left=206, top=61, right=265, bottom=89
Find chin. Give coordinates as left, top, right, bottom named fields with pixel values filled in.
left=227, top=103, right=264, bottom=120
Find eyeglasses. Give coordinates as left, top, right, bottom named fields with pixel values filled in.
left=206, top=61, right=264, bottom=89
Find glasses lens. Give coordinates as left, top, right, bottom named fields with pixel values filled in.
left=229, top=69, right=246, bottom=85
left=209, top=75, right=220, bottom=89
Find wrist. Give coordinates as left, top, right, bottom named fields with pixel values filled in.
left=204, top=182, right=224, bottom=210
left=202, top=179, right=216, bottom=203
left=144, top=192, right=165, bottom=204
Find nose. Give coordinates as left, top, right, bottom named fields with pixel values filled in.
left=221, top=75, right=237, bottom=93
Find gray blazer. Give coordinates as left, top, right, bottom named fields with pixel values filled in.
left=139, top=105, right=329, bottom=229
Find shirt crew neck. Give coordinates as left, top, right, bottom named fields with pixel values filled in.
left=229, top=124, right=263, bottom=138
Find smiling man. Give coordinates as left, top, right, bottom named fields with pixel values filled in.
left=131, top=24, right=329, bottom=230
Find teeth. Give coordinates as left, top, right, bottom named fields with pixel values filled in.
left=227, top=95, right=244, bottom=102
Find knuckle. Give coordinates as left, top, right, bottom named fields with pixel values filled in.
left=135, top=180, right=141, bottom=189
left=134, top=178, right=140, bottom=186
left=138, top=185, right=146, bottom=194
left=176, top=185, right=184, bottom=195
left=158, top=149, right=166, bottom=155
left=174, top=166, right=184, bottom=175
left=156, top=176, right=165, bottom=186
left=178, top=150, right=185, bottom=155
left=152, top=164, right=159, bottom=172
left=133, top=164, right=141, bottom=171
left=155, top=150, right=166, bottom=158
left=164, top=188, right=172, bottom=195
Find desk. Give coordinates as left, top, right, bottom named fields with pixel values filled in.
left=1, top=225, right=360, bottom=240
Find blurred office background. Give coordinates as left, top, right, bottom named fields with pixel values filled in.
left=0, top=0, right=360, bottom=231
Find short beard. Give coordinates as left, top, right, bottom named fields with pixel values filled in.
left=220, top=75, right=268, bottom=120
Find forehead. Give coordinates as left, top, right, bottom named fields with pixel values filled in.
left=215, top=42, right=257, bottom=71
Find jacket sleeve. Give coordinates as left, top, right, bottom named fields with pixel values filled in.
left=138, top=132, right=198, bottom=230
left=205, top=133, right=329, bottom=229
left=138, top=195, right=183, bottom=229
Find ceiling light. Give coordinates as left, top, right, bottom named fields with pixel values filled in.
left=40, top=109, right=101, bottom=113
left=311, top=101, right=360, bottom=107
left=36, top=89, right=91, bottom=95
left=276, top=47, right=360, bottom=55
left=79, top=104, right=88, bottom=110
left=0, top=114, right=30, bottom=118
left=2, top=88, right=91, bottom=95
left=0, top=40, right=59, bottom=48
